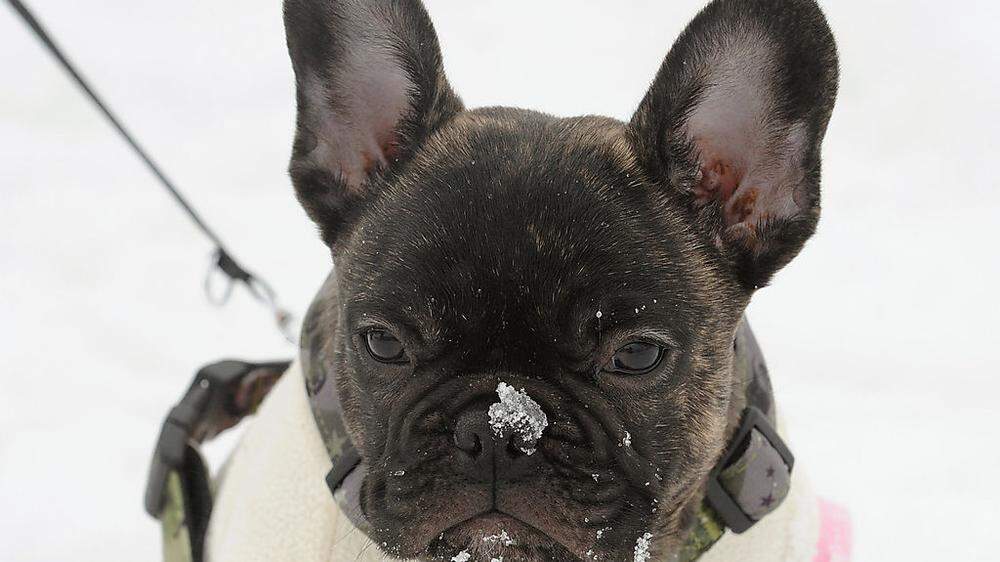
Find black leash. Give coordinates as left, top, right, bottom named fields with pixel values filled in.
left=6, top=0, right=297, bottom=343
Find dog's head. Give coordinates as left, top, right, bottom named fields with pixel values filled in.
left=285, top=0, right=837, bottom=560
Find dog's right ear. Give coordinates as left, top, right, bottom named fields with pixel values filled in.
left=283, top=0, right=462, bottom=246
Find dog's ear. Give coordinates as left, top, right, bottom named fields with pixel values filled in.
left=629, top=0, right=838, bottom=288
left=283, top=0, right=462, bottom=246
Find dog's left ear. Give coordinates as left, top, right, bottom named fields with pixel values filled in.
left=283, top=0, right=462, bottom=246
left=629, top=0, right=839, bottom=288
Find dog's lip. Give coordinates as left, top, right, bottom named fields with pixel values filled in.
left=436, top=509, right=577, bottom=558
left=446, top=510, right=537, bottom=535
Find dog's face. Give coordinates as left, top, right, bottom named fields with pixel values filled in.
left=285, top=1, right=837, bottom=560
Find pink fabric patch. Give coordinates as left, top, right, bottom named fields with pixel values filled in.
left=813, top=498, right=852, bottom=562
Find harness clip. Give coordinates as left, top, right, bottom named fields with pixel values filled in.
left=144, top=359, right=290, bottom=518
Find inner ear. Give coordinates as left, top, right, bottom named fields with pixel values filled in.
left=686, top=50, right=813, bottom=234
left=628, top=0, right=838, bottom=288
left=284, top=0, right=463, bottom=246
left=298, top=52, right=411, bottom=189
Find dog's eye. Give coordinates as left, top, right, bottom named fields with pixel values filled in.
left=365, top=329, right=407, bottom=363
left=607, top=342, right=664, bottom=375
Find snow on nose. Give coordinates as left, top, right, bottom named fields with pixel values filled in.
left=487, top=382, right=549, bottom=455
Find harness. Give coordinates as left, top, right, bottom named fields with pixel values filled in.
left=144, top=321, right=792, bottom=562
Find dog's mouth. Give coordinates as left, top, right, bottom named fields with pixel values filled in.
left=427, top=510, right=579, bottom=562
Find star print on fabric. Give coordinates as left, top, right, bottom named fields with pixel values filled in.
left=760, top=494, right=775, bottom=508
left=766, top=466, right=775, bottom=478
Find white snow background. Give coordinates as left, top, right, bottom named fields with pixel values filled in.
left=1, top=1, right=998, bottom=560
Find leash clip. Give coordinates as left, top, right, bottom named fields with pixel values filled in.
left=204, top=248, right=299, bottom=344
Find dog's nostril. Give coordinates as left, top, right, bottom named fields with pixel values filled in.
left=453, top=410, right=487, bottom=457
left=454, top=428, right=481, bottom=454
left=506, top=438, right=525, bottom=458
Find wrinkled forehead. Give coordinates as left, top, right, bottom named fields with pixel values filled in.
left=337, top=110, right=717, bottom=334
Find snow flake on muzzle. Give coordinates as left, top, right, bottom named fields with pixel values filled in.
left=487, top=382, right=549, bottom=455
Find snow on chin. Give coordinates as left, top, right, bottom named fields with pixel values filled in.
left=633, top=532, right=653, bottom=562
left=487, top=382, right=549, bottom=454
left=449, top=530, right=517, bottom=562
left=482, top=530, right=516, bottom=547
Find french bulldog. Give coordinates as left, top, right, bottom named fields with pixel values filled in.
left=285, top=0, right=838, bottom=560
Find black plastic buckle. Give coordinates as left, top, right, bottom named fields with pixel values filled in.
left=325, top=447, right=363, bottom=496
left=705, top=406, right=795, bottom=534
left=143, top=359, right=289, bottom=517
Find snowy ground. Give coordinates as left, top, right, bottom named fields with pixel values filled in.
left=1, top=1, right=998, bottom=560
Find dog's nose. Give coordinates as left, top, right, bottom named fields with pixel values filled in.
left=453, top=408, right=540, bottom=481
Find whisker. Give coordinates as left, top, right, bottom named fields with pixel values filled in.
left=354, top=537, right=375, bottom=561
left=329, top=523, right=361, bottom=549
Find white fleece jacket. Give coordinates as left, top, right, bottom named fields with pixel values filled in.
left=206, top=362, right=840, bottom=562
